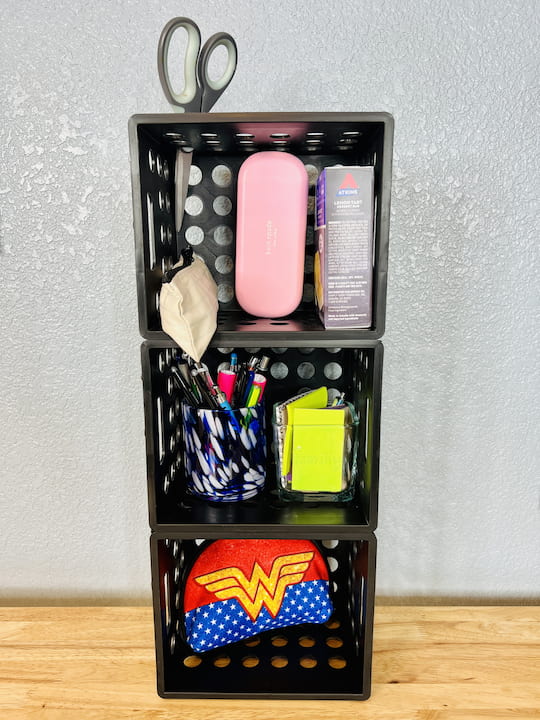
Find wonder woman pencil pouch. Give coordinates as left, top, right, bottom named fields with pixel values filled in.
left=182, top=539, right=333, bottom=652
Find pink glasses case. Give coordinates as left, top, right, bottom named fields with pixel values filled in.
left=235, top=151, right=308, bottom=318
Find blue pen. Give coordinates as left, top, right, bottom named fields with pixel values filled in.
left=226, top=351, right=239, bottom=407
left=215, top=389, right=242, bottom=433
left=241, top=356, right=260, bottom=406
left=242, top=370, right=255, bottom=406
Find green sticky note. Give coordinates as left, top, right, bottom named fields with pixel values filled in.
left=291, top=408, right=345, bottom=492
left=280, top=386, right=328, bottom=476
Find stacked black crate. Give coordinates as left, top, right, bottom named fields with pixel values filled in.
left=129, top=113, right=393, bottom=699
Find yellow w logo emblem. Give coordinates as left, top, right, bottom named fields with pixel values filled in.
left=194, top=551, right=315, bottom=621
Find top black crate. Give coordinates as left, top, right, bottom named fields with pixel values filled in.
left=129, top=113, right=393, bottom=346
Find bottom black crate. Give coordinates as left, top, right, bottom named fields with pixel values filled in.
left=150, top=533, right=376, bottom=700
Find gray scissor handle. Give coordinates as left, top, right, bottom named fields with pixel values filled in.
left=157, top=17, right=203, bottom=112
left=197, top=32, right=238, bottom=112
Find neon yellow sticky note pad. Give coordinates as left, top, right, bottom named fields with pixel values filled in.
left=281, top=386, right=328, bottom=476
left=291, top=408, right=345, bottom=492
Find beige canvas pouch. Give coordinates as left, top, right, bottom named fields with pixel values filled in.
left=159, top=248, right=219, bottom=362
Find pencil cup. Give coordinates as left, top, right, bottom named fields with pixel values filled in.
left=181, top=402, right=266, bottom=502
left=272, top=417, right=359, bottom=503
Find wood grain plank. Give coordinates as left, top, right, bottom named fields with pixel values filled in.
left=0, top=606, right=538, bottom=720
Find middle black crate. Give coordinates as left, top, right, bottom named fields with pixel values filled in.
left=141, top=341, right=383, bottom=534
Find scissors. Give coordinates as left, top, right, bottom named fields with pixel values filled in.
left=157, top=17, right=238, bottom=113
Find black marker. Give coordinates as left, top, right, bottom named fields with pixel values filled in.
left=170, top=366, right=200, bottom=407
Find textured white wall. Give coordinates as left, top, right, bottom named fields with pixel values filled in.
left=1, top=0, right=538, bottom=602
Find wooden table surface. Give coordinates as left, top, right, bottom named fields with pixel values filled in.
left=0, top=606, right=538, bottom=719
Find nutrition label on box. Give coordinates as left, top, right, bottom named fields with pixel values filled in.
left=327, top=219, right=371, bottom=322
left=327, top=219, right=370, bottom=272
left=315, top=166, right=375, bottom=328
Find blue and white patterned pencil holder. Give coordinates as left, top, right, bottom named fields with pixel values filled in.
left=181, top=402, right=266, bottom=502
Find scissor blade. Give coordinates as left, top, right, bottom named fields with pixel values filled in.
left=175, top=148, right=193, bottom=237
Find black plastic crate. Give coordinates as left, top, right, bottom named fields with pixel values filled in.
left=151, top=532, right=376, bottom=700
left=129, top=112, right=393, bottom=346
left=141, top=341, right=383, bottom=534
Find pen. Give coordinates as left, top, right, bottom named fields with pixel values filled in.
left=191, top=368, right=219, bottom=408
left=178, top=362, right=203, bottom=404
left=234, top=364, right=248, bottom=407
left=170, top=366, right=200, bottom=407
left=198, top=364, right=237, bottom=415
left=178, top=362, right=192, bottom=384
left=258, top=356, right=270, bottom=375
left=242, top=371, right=254, bottom=406
left=241, top=356, right=260, bottom=406
left=194, top=363, right=221, bottom=399
left=215, top=389, right=242, bottom=433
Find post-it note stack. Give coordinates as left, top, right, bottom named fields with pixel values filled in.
left=274, top=386, right=329, bottom=477
left=290, top=407, right=346, bottom=493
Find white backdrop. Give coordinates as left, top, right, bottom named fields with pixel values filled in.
left=1, top=0, right=538, bottom=602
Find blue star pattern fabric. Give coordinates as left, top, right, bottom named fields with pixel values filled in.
left=185, top=579, right=332, bottom=652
